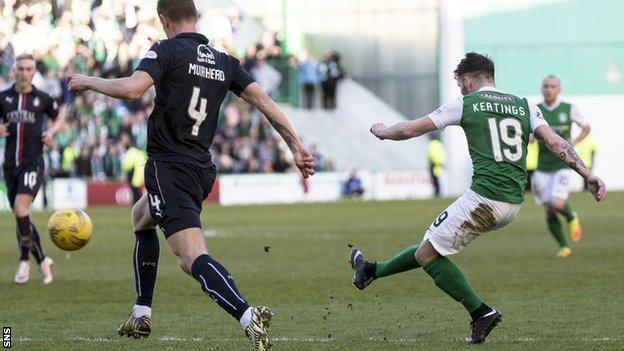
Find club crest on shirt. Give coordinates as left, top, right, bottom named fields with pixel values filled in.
left=558, top=112, right=568, bottom=123
left=197, top=45, right=216, bottom=65
left=34, top=97, right=40, bottom=107
left=5, top=96, right=12, bottom=103
left=144, top=50, right=158, bottom=59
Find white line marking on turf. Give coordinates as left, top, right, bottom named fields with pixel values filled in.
left=16, top=336, right=620, bottom=343
left=203, top=229, right=219, bottom=237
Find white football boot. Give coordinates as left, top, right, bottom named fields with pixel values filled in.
left=14, top=260, right=30, bottom=284
left=40, top=257, right=54, bottom=284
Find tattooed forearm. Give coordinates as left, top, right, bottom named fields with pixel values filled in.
left=268, top=118, right=297, bottom=146
left=559, top=142, right=587, bottom=173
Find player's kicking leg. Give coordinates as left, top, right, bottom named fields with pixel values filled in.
left=415, top=239, right=502, bottom=344
left=349, top=244, right=420, bottom=290
left=349, top=189, right=519, bottom=343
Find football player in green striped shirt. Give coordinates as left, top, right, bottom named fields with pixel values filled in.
left=533, top=76, right=591, bottom=258
left=348, top=53, right=606, bottom=344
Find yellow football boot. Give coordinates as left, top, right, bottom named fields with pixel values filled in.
left=557, top=247, right=572, bottom=258
left=568, top=213, right=582, bottom=242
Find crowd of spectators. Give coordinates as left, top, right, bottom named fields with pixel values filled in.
left=296, top=49, right=345, bottom=110
left=0, top=0, right=333, bottom=183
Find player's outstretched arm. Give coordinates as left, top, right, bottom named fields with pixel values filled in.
left=369, top=116, right=438, bottom=141
left=67, top=71, right=154, bottom=100
left=534, top=125, right=606, bottom=201
left=240, top=82, right=315, bottom=178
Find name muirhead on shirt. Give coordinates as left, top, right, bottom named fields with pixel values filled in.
left=189, top=63, right=225, bottom=81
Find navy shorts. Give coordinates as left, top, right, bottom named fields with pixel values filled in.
left=4, top=158, right=44, bottom=208
left=144, top=160, right=216, bottom=238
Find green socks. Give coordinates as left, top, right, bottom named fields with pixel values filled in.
left=373, top=246, right=485, bottom=316
left=375, top=245, right=421, bottom=278
left=559, top=202, right=576, bottom=222
left=423, top=256, right=483, bottom=313
left=547, top=214, right=568, bottom=248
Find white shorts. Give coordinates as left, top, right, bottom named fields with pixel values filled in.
left=532, top=169, right=573, bottom=204
left=422, top=189, right=521, bottom=256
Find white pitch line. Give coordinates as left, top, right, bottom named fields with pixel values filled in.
left=16, top=336, right=620, bottom=343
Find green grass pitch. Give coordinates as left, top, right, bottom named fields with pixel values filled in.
left=1, top=192, right=623, bottom=350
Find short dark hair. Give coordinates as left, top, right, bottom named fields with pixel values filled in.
left=15, top=53, right=36, bottom=62
left=453, top=52, right=495, bottom=80
left=157, top=0, right=198, bottom=22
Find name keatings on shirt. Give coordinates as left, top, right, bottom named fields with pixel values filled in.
left=188, top=63, right=225, bottom=81
left=472, top=101, right=526, bottom=117
left=5, top=110, right=36, bottom=123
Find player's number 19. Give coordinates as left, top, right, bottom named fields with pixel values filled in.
left=188, top=86, right=208, bottom=136
left=488, top=117, right=523, bottom=162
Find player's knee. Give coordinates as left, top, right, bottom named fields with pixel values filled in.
left=176, top=253, right=200, bottom=275
left=13, top=202, right=30, bottom=218
left=415, top=240, right=441, bottom=267
left=547, top=201, right=563, bottom=213
left=132, top=197, right=152, bottom=230
left=414, top=248, right=431, bottom=267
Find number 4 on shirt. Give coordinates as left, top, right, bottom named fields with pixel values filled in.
left=188, top=86, right=207, bottom=136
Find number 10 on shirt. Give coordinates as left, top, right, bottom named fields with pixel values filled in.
left=188, top=86, right=207, bottom=136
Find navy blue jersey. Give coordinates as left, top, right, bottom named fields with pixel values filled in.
left=136, top=32, right=255, bottom=167
left=0, top=85, right=59, bottom=168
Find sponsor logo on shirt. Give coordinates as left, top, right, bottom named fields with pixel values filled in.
left=197, top=45, right=216, bottom=65
left=6, top=110, right=36, bottom=123
left=478, top=92, right=514, bottom=103
left=144, top=50, right=158, bottom=59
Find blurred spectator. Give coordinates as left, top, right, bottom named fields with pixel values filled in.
left=122, top=139, right=147, bottom=203
left=0, top=0, right=334, bottom=183
left=298, top=50, right=320, bottom=109
left=250, top=51, right=282, bottom=96
left=526, top=138, right=539, bottom=191
left=310, top=144, right=334, bottom=172
left=427, top=134, right=446, bottom=197
left=342, top=170, right=365, bottom=198
left=319, top=50, right=345, bottom=109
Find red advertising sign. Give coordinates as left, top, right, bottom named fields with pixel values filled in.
left=88, top=180, right=219, bottom=206
left=87, top=182, right=135, bottom=206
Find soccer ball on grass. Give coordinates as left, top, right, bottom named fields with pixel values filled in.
left=47, top=208, right=93, bottom=251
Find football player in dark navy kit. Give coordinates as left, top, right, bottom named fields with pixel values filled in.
left=0, top=54, right=65, bottom=285
left=67, top=1, right=314, bottom=349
